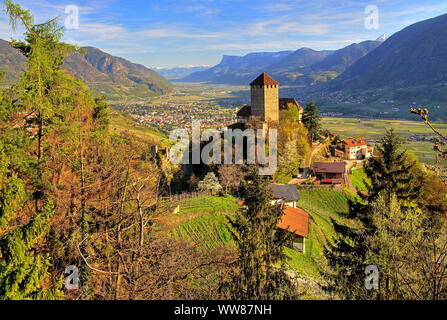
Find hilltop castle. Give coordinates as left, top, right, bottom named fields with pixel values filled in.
left=235, top=72, right=303, bottom=126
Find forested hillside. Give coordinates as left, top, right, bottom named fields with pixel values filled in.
left=1, top=1, right=447, bottom=302
left=0, top=40, right=172, bottom=99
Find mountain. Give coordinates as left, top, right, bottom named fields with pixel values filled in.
left=154, top=66, right=210, bottom=80
left=327, top=13, right=447, bottom=91
left=265, top=48, right=330, bottom=73
left=0, top=39, right=26, bottom=83
left=181, top=50, right=293, bottom=84
left=268, top=40, right=382, bottom=85
left=0, top=40, right=172, bottom=99
left=182, top=40, right=381, bottom=86
left=64, top=47, right=172, bottom=99
left=376, top=34, right=388, bottom=42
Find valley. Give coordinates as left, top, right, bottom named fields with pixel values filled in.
left=1, top=0, right=447, bottom=303
left=112, top=82, right=445, bottom=166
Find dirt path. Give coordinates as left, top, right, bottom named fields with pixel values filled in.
left=304, top=138, right=330, bottom=168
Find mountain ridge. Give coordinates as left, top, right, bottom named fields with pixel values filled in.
left=182, top=40, right=382, bottom=86
left=0, top=39, right=172, bottom=99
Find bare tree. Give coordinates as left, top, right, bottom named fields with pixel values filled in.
left=411, top=108, right=447, bottom=183
left=218, top=165, right=243, bottom=193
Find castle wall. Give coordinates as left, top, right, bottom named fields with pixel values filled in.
left=251, top=85, right=279, bottom=122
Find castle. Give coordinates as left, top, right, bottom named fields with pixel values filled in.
left=235, top=72, right=304, bottom=125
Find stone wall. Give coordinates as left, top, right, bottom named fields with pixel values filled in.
left=250, top=84, right=279, bottom=122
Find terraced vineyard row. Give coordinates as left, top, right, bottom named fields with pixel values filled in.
left=174, top=214, right=234, bottom=250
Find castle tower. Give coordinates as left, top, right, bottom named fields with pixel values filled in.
left=250, top=72, right=279, bottom=122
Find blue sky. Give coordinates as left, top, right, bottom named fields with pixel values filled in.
left=1, top=0, right=446, bottom=68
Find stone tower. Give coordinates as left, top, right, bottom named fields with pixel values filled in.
left=250, top=72, right=279, bottom=122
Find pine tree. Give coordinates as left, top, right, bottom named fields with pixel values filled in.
left=1, top=1, right=99, bottom=297
left=302, top=102, right=321, bottom=143
left=3, top=0, right=76, bottom=208
left=365, top=129, right=420, bottom=201
left=323, top=204, right=371, bottom=299
left=220, top=171, right=296, bottom=299
left=0, top=144, right=62, bottom=300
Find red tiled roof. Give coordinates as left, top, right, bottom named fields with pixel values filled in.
left=313, top=162, right=346, bottom=174
left=237, top=105, right=251, bottom=117
left=343, top=138, right=367, bottom=147
left=279, top=98, right=303, bottom=111
left=278, top=206, right=309, bottom=238
left=250, top=72, right=279, bottom=86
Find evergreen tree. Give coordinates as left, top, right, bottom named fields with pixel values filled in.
left=365, top=129, right=420, bottom=201
left=1, top=1, right=101, bottom=297
left=220, top=171, right=296, bottom=299
left=0, top=144, right=62, bottom=300
left=302, top=102, right=321, bottom=143
left=323, top=206, right=371, bottom=299
left=3, top=0, right=75, bottom=208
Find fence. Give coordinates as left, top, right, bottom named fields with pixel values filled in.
left=160, top=191, right=212, bottom=202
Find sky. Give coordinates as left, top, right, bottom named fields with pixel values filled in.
left=0, top=0, right=446, bottom=68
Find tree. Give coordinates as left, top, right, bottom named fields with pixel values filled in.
left=278, top=140, right=301, bottom=178
left=323, top=213, right=371, bottom=299
left=369, top=193, right=447, bottom=300
left=218, top=165, right=243, bottom=193
left=197, top=172, right=222, bottom=194
left=279, top=103, right=301, bottom=122
left=187, top=173, right=200, bottom=192
left=0, top=144, right=62, bottom=300
left=220, top=171, right=297, bottom=299
left=410, top=108, right=447, bottom=184
left=4, top=0, right=76, bottom=209
left=277, top=113, right=310, bottom=180
left=365, top=129, right=420, bottom=201
left=302, top=102, right=321, bottom=143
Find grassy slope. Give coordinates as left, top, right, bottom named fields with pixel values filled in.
left=168, top=196, right=241, bottom=250
left=164, top=191, right=359, bottom=278
left=288, top=189, right=359, bottom=276
left=322, top=117, right=447, bottom=165
left=109, top=110, right=172, bottom=147
left=349, top=168, right=371, bottom=192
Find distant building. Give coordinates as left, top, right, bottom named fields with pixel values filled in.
left=279, top=206, right=309, bottom=253
left=269, top=184, right=300, bottom=208
left=313, top=162, right=346, bottom=184
left=235, top=72, right=304, bottom=125
left=339, top=138, right=374, bottom=160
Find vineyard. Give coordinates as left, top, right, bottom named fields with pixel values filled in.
left=349, top=168, right=371, bottom=192
left=290, top=189, right=360, bottom=276
left=164, top=190, right=359, bottom=278
left=169, top=195, right=240, bottom=250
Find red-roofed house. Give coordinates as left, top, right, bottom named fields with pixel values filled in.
left=279, top=206, right=309, bottom=253
left=313, top=162, right=346, bottom=184
left=340, top=138, right=374, bottom=160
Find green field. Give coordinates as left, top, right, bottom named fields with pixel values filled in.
left=297, top=190, right=358, bottom=250
left=165, top=190, right=358, bottom=279
left=322, top=117, right=447, bottom=165
left=170, top=195, right=240, bottom=250
left=349, top=168, right=371, bottom=192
